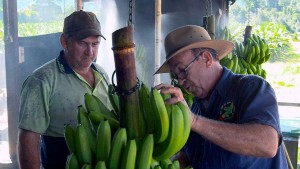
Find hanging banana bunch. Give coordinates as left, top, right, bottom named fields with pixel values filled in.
left=219, top=27, right=270, bottom=79
left=64, top=81, right=192, bottom=169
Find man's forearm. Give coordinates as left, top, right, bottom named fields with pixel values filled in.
left=191, top=115, right=279, bottom=157
left=18, top=129, right=41, bottom=169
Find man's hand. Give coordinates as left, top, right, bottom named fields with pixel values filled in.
left=171, top=151, right=190, bottom=168
left=154, top=83, right=197, bottom=129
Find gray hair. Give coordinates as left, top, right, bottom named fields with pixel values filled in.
left=191, top=48, right=218, bottom=61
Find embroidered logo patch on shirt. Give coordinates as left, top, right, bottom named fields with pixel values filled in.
left=218, top=102, right=235, bottom=121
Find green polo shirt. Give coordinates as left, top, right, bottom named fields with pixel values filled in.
left=19, top=51, right=112, bottom=137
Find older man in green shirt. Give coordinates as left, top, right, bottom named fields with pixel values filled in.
left=18, top=10, right=112, bottom=169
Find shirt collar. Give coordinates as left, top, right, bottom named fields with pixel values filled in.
left=213, top=67, right=234, bottom=98
left=56, top=50, right=100, bottom=74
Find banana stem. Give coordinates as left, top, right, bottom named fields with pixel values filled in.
left=112, top=25, right=142, bottom=140
left=244, top=25, right=252, bottom=46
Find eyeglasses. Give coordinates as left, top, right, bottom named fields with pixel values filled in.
left=171, top=50, right=203, bottom=80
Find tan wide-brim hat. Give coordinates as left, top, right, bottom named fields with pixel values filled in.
left=154, top=25, right=234, bottom=74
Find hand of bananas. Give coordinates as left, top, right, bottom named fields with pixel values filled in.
left=219, top=27, right=270, bottom=79
left=170, top=78, right=194, bottom=108
left=64, top=83, right=192, bottom=169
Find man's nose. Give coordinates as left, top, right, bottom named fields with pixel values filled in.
left=177, top=78, right=185, bottom=86
left=85, top=44, right=93, bottom=55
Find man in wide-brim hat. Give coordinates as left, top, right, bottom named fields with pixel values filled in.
left=155, top=25, right=288, bottom=169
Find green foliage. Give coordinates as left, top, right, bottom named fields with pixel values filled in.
left=230, top=0, right=300, bottom=32
left=298, top=146, right=300, bottom=168
left=18, top=21, right=63, bottom=37
left=18, top=0, right=66, bottom=22
left=265, top=60, right=300, bottom=89
left=0, top=22, right=4, bottom=46
left=252, top=22, right=293, bottom=62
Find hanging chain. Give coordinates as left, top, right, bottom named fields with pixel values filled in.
left=111, top=71, right=141, bottom=96
left=128, top=0, right=135, bottom=25
left=205, top=0, right=209, bottom=16
left=203, top=0, right=209, bottom=30
left=209, top=0, right=213, bottom=15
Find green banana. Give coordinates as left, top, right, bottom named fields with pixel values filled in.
left=139, top=83, right=155, bottom=134
left=172, top=160, right=180, bottom=169
left=121, top=139, right=137, bottom=169
left=109, top=128, right=127, bottom=169
left=161, top=93, right=172, bottom=116
left=150, top=88, right=169, bottom=143
left=238, top=58, right=245, bottom=74
left=87, top=110, right=104, bottom=131
left=240, top=58, right=248, bottom=69
left=246, top=46, right=253, bottom=63
left=231, top=55, right=239, bottom=73
left=250, top=42, right=260, bottom=64
left=264, top=53, right=271, bottom=63
left=150, top=158, right=160, bottom=168
left=136, top=134, right=154, bottom=169
left=240, top=67, right=248, bottom=75
left=136, top=89, right=147, bottom=139
left=167, top=164, right=176, bottom=169
left=262, top=39, right=268, bottom=52
left=108, top=84, right=120, bottom=118
left=85, top=93, right=100, bottom=113
left=95, top=161, right=107, bottom=169
left=184, top=93, right=194, bottom=108
left=239, top=42, right=244, bottom=58
left=85, top=93, right=117, bottom=120
left=81, top=164, right=92, bottom=169
left=257, top=39, right=266, bottom=64
left=154, top=165, right=162, bottom=169
left=65, top=153, right=80, bottom=169
left=261, top=68, right=267, bottom=79
left=220, top=56, right=231, bottom=66
left=94, top=94, right=118, bottom=119
left=247, top=67, right=254, bottom=75
left=249, top=63, right=257, bottom=74
left=88, top=110, right=120, bottom=132
left=242, top=43, right=249, bottom=60
left=251, top=34, right=259, bottom=44
left=256, top=64, right=263, bottom=76
left=264, top=48, right=271, bottom=62
left=153, top=104, right=184, bottom=160
left=224, top=59, right=234, bottom=70
left=64, top=124, right=76, bottom=153
left=234, top=42, right=239, bottom=57
left=255, top=42, right=261, bottom=63
left=177, top=102, right=191, bottom=151
left=160, top=158, right=172, bottom=169
left=75, top=124, right=92, bottom=167
left=96, top=120, right=111, bottom=164
left=235, top=42, right=244, bottom=58
left=77, top=105, right=96, bottom=154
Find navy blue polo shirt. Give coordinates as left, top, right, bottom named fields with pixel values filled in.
left=184, top=67, right=288, bottom=169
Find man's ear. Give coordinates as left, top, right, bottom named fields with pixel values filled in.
left=60, top=34, right=67, bottom=49
left=202, top=51, right=213, bottom=66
